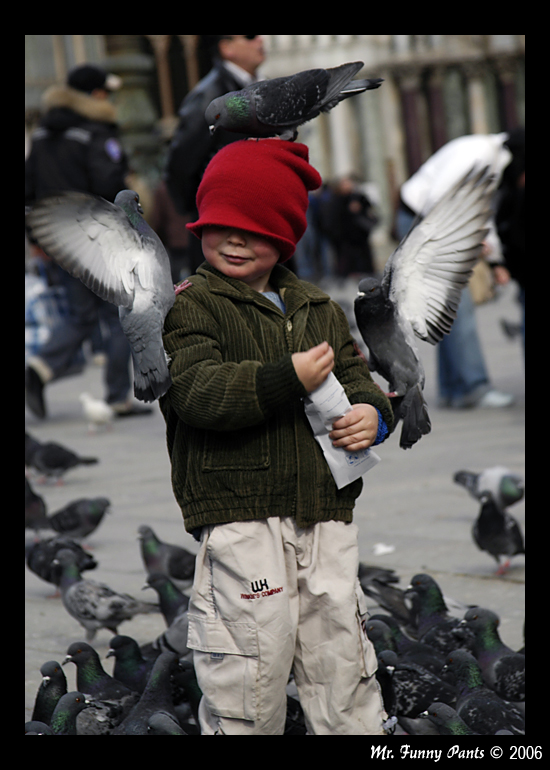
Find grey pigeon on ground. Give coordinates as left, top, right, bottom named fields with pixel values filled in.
left=354, top=166, right=495, bottom=448
left=138, top=525, right=196, bottom=586
left=206, top=61, right=382, bottom=140
left=107, top=635, right=155, bottom=695
left=49, top=691, right=91, bottom=735
left=54, top=548, right=159, bottom=641
left=454, top=466, right=525, bottom=509
left=26, top=190, right=175, bottom=402
left=472, top=497, right=525, bottom=574
left=64, top=641, right=136, bottom=700
left=48, top=497, right=111, bottom=542
left=420, top=702, right=479, bottom=736
left=376, top=649, right=457, bottom=719
left=64, top=641, right=140, bottom=734
left=369, top=614, right=449, bottom=678
left=144, top=572, right=190, bottom=626
left=26, top=536, right=98, bottom=590
left=111, top=652, right=180, bottom=734
left=31, top=661, right=68, bottom=726
left=443, top=650, right=525, bottom=735
left=25, top=432, right=98, bottom=482
left=458, top=608, right=525, bottom=702
left=143, top=609, right=191, bottom=660
left=147, top=711, right=188, bottom=734
left=406, top=574, right=475, bottom=655
left=454, top=467, right=525, bottom=573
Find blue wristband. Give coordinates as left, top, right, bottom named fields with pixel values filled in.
left=374, top=408, right=389, bottom=445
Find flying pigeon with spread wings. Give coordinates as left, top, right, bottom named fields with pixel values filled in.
left=206, top=61, right=382, bottom=140
left=355, top=165, right=496, bottom=449
left=27, top=190, right=175, bottom=402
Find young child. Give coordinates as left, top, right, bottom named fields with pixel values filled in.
left=160, top=138, right=394, bottom=735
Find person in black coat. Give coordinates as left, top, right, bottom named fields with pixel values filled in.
left=25, top=64, right=128, bottom=204
left=164, top=35, right=266, bottom=273
left=25, top=65, right=146, bottom=420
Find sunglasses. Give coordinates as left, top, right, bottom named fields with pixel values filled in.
left=221, top=35, right=259, bottom=41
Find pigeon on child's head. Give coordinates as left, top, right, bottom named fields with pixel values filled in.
left=206, top=61, right=382, bottom=141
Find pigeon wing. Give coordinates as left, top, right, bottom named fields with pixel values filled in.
left=383, top=166, right=495, bottom=344
left=27, top=192, right=143, bottom=309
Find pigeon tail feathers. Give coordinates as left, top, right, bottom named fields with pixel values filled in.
left=397, top=384, right=432, bottom=449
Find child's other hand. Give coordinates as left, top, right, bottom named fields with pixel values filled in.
left=329, top=404, right=378, bottom=451
left=292, top=342, right=334, bottom=393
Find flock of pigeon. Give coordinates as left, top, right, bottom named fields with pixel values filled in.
left=25, top=433, right=525, bottom=734
left=25, top=60, right=524, bottom=734
left=361, top=571, right=525, bottom=735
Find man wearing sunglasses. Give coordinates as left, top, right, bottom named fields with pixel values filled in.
left=165, top=35, right=266, bottom=273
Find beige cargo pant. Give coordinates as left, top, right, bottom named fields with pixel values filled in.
left=187, top=517, right=386, bottom=735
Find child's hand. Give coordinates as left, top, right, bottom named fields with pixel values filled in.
left=292, top=342, right=334, bottom=393
left=329, top=404, right=378, bottom=451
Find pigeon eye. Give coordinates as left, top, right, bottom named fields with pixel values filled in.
left=215, top=113, right=221, bottom=120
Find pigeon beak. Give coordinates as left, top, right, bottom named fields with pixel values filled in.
left=42, top=676, right=51, bottom=686
left=106, top=648, right=115, bottom=658
left=209, top=125, right=216, bottom=136
left=62, top=655, right=72, bottom=666
left=356, top=291, right=365, bottom=298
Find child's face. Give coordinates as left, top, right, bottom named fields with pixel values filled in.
left=202, top=226, right=281, bottom=292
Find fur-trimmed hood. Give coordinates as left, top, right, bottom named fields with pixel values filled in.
left=41, top=84, right=117, bottom=127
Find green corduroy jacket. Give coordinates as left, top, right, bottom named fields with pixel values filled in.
left=160, top=262, right=394, bottom=533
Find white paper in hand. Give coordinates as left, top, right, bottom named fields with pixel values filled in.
left=303, top=373, right=380, bottom=489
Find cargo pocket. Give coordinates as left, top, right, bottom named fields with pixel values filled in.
left=355, top=580, right=378, bottom=678
left=188, top=614, right=259, bottom=721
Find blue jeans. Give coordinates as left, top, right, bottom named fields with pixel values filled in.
left=396, top=204, right=489, bottom=403
left=37, top=271, right=132, bottom=404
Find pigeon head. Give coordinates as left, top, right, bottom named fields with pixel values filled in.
left=443, top=649, right=484, bottom=688
left=422, top=703, right=476, bottom=735
left=63, top=641, right=97, bottom=666
left=40, top=660, right=66, bottom=686
left=107, top=634, right=137, bottom=656
left=475, top=466, right=524, bottom=509
left=52, top=548, right=82, bottom=582
left=206, top=92, right=250, bottom=134
left=460, top=607, right=501, bottom=636
left=406, top=574, right=448, bottom=614
left=377, top=649, right=398, bottom=673
left=114, top=189, right=143, bottom=215
left=355, top=277, right=389, bottom=317
left=499, top=474, right=525, bottom=507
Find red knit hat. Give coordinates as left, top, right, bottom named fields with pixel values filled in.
left=187, top=139, right=322, bottom=262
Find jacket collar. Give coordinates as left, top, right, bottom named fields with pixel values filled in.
left=41, top=85, right=117, bottom=124
left=197, top=262, right=330, bottom=314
